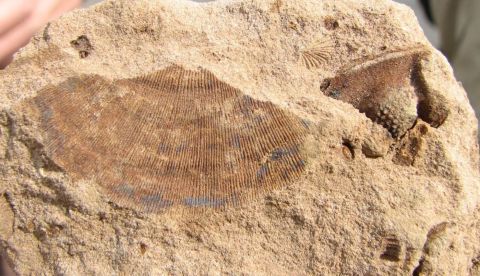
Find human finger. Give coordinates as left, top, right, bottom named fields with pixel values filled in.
left=0, top=0, right=80, bottom=67
left=31, top=0, right=81, bottom=23
left=0, top=11, right=39, bottom=63
left=50, top=0, right=82, bottom=19
left=0, top=54, right=13, bottom=69
left=0, top=0, right=36, bottom=36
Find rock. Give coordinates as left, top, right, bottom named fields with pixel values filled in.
left=0, top=194, right=14, bottom=240
left=0, top=0, right=479, bottom=274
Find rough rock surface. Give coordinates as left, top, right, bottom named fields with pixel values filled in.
left=1, top=0, right=479, bottom=274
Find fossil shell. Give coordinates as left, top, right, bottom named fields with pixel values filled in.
left=323, top=49, right=430, bottom=138
left=300, top=38, right=334, bottom=69
left=22, top=66, right=308, bottom=212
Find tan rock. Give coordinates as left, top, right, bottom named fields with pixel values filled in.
left=0, top=0, right=479, bottom=274
left=0, top=194, right=14, bottom=240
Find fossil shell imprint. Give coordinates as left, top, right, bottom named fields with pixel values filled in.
left=23, top=66, right=308, bottom=212
left=300, top=38, right=334, bottom=69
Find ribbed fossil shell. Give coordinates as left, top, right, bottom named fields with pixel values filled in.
left=24, top=66, right=308, bottom=212
left=323, top=50, right=427, bottom=138
left=300, top=38, right=334, bottom=69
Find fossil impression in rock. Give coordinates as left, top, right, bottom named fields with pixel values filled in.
left=19, top=66, right=308, bottom=212
left=322, top=48, right=449, bottom=138
left=300, top=38, right=334, bottom=69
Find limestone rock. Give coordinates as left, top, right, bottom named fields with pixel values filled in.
left=0, top=0, right=479, bottom=274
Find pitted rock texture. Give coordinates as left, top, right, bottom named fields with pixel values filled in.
left=0, top=0, right=479, bottom=275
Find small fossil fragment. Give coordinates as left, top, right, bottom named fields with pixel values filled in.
left=341, top=140, right=355, bottom=160
left=20, top=66, right=308, bottom=212
left=393, top=122, right=429, bottom=166
left=380, top=235, right=402, bottom=262
left=270, top=0, right=283, bottom=13
left=300, top=38, right=334, bottom=69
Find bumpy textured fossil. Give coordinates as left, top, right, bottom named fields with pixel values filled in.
left=22, top=66, right=308, bottom=212
left=322, top=49, right=448, bottom=138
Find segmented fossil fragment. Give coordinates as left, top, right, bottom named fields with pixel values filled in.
left=380, top=235, right=402, bottom=262
left=322, top=48, right=448, bottom=138
left=21, top=66, right=308, bottom=212
left=300, top=38, right=334, bottom=69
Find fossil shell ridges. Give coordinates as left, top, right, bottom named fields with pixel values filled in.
left=24, top=65, right=308, bottom=212
left=300, top=38, right=334, bottom=69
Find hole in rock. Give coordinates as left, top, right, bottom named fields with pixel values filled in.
left=70, top=35, right=93, bottom=58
